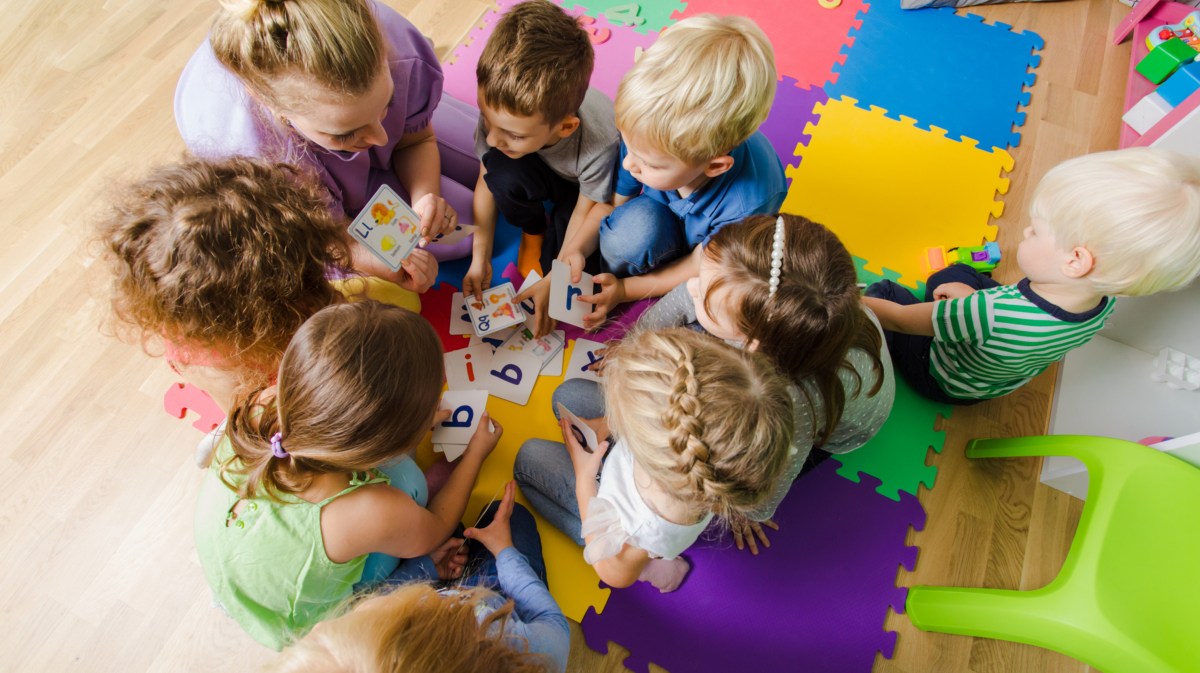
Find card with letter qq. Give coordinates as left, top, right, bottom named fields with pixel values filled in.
left=347, top=184, right=422, bottom=272
left=466, top=282, right=526, bottom=336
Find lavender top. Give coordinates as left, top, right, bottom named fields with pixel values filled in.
left=174, top=0, right=444, bottom=216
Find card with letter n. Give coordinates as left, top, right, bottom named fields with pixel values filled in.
left=466, top=282, right=526, bottom=336
left=347, top=184, right=421, bottom=271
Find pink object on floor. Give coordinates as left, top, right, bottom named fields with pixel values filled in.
left=163, top=382, right=225, bottom=433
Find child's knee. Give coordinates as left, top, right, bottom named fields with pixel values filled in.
left=600, top=198, right=686, bottom=276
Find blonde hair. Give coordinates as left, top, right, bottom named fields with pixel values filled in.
left=1030, top=147, right=1200, bottom=296
left=614, top=14, right=776, bottom=165
left=270, top=585, right=552, bottom=673
left=477, top=0, right=594, bottom=125
left=96, top=155, right=351, bottom=391
left=210, top=0, right=384, bottom=111
left=223, top=301, right=444, bottom=501
left=602, top=328, right=794, bottom=521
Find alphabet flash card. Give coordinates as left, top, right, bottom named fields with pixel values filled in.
left=434, top=442, right=468, bottom=462
left=444, top=344, right=494, bottom=391
left=484, top=349, right=541, bottom=405
left=431, top=390, right=489, bottom=446
left=469, top=325, right=518, bottom=353
left=548, top=259, right=594, bottom=328
left=497, top=326, right=565, bottom=372
left=449, top=292, right=474, bottom=335
left=347, top=184, right=421, bottom=272
left=434, top=223, right=476, bottom=246
left=516, top=269, right=543, bottom=317
left=557, top=402, right=599, bottom=453
left=466, top=282, right=526, bottom=336
left=565, top=338, right=605, bottom=383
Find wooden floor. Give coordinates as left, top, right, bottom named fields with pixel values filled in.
left=0, top=0, right=1131, bottom=670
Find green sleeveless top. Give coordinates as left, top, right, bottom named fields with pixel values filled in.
left=193, top=438, right=389, bottom=650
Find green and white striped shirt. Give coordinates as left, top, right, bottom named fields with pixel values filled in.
left=930, top=280, right=1114, bottom=400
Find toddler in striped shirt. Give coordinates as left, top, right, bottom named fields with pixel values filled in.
left=863, top=148, right=1200, bottom=404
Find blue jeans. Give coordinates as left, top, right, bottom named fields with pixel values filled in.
left=379, top=502, right=546, bottom=588
left=599, top=195, right=691, bottom=277
left=864, top=264, right=998, bottom=406
left=513, top=379, right=606, bottom=546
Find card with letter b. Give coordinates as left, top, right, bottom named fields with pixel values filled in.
left=548, top=259, right=594, bottom=328
left=347, top=184, right=422, bottom=271
left=431, top=390, right=489, bottom=446
left=466, top=282, right=526, bottom=336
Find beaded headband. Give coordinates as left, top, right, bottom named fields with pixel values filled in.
left=768, top=216, right=785, bottom=298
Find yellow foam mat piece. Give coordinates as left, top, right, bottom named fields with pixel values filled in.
left=784, top=96, right=1013, bottom=287
left=415, top=340, right=610, bottom=621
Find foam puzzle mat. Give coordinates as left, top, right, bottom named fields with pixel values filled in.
left=164, top=1, right=1045, bottom=668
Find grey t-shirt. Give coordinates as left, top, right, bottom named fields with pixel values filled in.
left=636, top=283, right=896, bottom=520
left=474, top=87, right=619, bottom=203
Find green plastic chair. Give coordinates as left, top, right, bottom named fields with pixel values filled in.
left=906, top=435, right=1200, bottom=673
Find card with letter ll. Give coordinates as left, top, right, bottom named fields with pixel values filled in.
left=466, top=282, right=526, bottom=336
left=347, top=184, right=422, bottom=272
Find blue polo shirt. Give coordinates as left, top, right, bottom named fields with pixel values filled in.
left=614, top=131, right=787, bottom=246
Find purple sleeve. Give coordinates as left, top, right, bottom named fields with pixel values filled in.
left=373, top=1, right=443, bottom=135
left=174, top=39, right=276, bottom=159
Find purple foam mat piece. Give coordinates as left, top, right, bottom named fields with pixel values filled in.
left=580, top=460, right=924, bottom=673
left=760, top=78, right=827, bottom=168
left=499, top=263, right=653, bottom=342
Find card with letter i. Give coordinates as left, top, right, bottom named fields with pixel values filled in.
left=466, top=282, right=526, bottom=336
left=347, top=184, right=422, bottom=272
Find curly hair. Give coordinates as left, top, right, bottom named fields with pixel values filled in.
left=602, top=327, right=794, bottom=522
left=96, top=155, right=351, bottom=391
left=702, top=214, right=886, bottom=447
left=271, top=584, right=554, bottom=673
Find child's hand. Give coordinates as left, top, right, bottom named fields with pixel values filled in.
left=465, top=413, right=503, bottom=461
left=585, top=346, right=608, bottom=376
left=429, top=537, right=468, bottom=580
left=413, top=193, right=458, bottom=246
left=559, top=248, right=588, bottom=284
left=513, top=277, right=555, bottom=337
left=932, top=282, right=977, bottom=301
left=561, top=416, right=608, bottom=482
left=396, top=248, right=438, bottom=293
left=729, top=514, right=778, bottom=555
left=463, top=480, right=517, bottom=556
left=463, top=258, right=493, bottom=303
left=580, top=274, right=625, bottom=331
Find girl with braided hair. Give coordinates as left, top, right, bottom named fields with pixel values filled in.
left=634, top=213, right=895, bottom=554
left=514, top=327, right=794, bottom=592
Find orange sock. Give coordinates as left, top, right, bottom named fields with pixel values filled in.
left=518, top=232, right=544, bottom=278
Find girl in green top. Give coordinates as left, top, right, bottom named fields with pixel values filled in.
left=195, top=301, right=503, bottom=650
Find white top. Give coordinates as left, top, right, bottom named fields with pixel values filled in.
left=581, top=441, right=711, bottom=563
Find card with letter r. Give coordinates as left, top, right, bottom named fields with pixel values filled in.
left=431, top=390, right=488, bottom=445
left=467, top=282, right=526, bottom=336
left=548, top=259, right=594, bottom=328
left=565, top=338, right=605, bottom=383
left=347, top=184, right=421, bottom=272
left=485, top=349, right=542, bottom=405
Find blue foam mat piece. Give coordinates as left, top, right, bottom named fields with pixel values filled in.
left=828, top=3, right=1043, bottom=150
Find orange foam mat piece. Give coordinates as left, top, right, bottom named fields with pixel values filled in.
left=784, top=96, right=1013, bottom=288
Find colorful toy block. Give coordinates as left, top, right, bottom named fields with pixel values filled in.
left=1136, top=36, right=1198, bottom=84
left=924, top=241, right=1001, bottom=274
left=1147, top=11, right=1200, bottom=51
left=1157, top=60, right=1200, bottom=106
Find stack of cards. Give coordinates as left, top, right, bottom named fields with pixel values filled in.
left=431, top=390, right=488, bottom=461
left=444, top=326, right=565, bottom=405
left=348, top=184, right=422, bottom=272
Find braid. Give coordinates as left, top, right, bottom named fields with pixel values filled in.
left=662, top=346, right=717, bottom=504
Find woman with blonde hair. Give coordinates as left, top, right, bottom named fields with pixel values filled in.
left=175, top=0, right=480, bottom=288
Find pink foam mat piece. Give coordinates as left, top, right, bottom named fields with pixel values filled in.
left=580, top=460, right=924, bottom=673
left=444, top=0, right=659, bottom=108
left=672, top=0, right=866, bottom=89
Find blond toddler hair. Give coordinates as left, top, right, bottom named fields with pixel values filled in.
left=614, top=14, right=776, bottom=164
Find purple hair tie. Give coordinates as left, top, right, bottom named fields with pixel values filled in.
left=270, top=432, right=289, bottom=459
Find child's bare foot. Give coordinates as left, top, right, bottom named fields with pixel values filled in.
left=638, top=557, right=691, bottom=593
